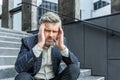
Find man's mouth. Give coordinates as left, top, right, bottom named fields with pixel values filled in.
left=47, top=40, right=54, bottom=42
left=45, top=41, right=55, bottom=47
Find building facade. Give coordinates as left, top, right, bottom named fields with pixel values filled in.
left=80, top=0, right=111, bottom=20
left=37, top=0, right=58, bottom=25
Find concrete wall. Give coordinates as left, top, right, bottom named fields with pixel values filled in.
left=63, top=13, right=120, bottom=80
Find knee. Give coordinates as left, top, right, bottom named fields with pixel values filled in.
left=66, top=64, right=80, bottom=79
left=15, top=72, right=33, bottom=80
left=68, top=64, right=80, bottom=74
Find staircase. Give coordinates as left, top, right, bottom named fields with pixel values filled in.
left=0, top=28, right=31, bottom=80
left=0, top=28, right=105, bottom=80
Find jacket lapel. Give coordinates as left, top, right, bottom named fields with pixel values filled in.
left=51, top=46, right=56, bottom=74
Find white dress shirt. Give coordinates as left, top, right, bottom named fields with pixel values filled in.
left=32, top=44, right=69, bottom=80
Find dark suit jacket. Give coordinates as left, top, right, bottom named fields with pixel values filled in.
left=15, top=35, right=79, bottom=76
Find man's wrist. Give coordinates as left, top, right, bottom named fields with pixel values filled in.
left=33, top=44, right=43, bottom=57
left=60, top=47, right=69, bottom=57
left=59, top=45, right=66, bottom=51
left=37, top=43, right=43, bottom=48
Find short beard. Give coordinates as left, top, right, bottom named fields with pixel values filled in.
left=44, top=41, right=55, bottom=48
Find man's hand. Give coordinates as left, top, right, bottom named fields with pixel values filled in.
left=54, top=27, right=66, bottom=50
left=37, top=24, right=45, bottom=48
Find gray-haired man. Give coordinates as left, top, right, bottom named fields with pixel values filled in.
left=15, top=12, right=80, bottom=80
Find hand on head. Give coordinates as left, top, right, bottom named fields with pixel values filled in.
left=37, top=23, right=46, bottom=48
left=37, top=23, right=66, bottom=50
left=54, top=27, right=66, bottom=50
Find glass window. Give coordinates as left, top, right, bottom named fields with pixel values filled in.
left=14, top=0, right=22, bottom=8
left=37, top=0, right=58, bottom=25
left=93, top=0, right=109, bottom=10
left=13, top=12, right=22, bottom=31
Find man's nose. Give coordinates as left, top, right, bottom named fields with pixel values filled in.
left=49, top=32, right=53, bottom=37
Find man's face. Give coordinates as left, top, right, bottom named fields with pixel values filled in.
left=44, top=23, right=59, bottom=46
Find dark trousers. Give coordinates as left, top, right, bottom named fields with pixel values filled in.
left=15, top=64, right=80, bottom=80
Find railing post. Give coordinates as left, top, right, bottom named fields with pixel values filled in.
left=111, top=0, right=120, bottom=13
left=2, top=0, right=14, bottom=28
left=22, top=0, right=37, bottom=31
left=58, top=0, right=80, bottom=24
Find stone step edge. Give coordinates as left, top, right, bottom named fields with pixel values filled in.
left=0, top=56, right=17, bottom=58
left=0, top=77, right=14, bottom=80
left=77, top=76, right=105, bottom=80
left=79, top=69, right=91, bottom=77
left=0, top=76, right=105, bottom=80
left=0, top=41, right=21, bottom=44
left=0, top=75, right=105, bottom=80
left=0, top=35, right=21, bottom=40
left=0, top=32, right=29, bottom=37
left=0, top=47, right=20, bottom=50
left=0, top=65, right=17, bottom=79
left=0, top=27, right=30, bottom=35
left=0, top=65, right=14, bottom=70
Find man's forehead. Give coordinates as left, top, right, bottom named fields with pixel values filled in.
left=45, top=27, right=59, bottom=31
left=45, top=23, right=60, bottom=28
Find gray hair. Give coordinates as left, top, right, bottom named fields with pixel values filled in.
left=39, top=12, right=62, bottom=26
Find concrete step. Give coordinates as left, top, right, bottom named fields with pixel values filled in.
left=0, top=68, right=104, bottom=80
left=0, top=36, right=21, bottom=42
left=0, top=28, right=32, bottom=79
left=0, top=67, right=92, bottom=79
left=0, top=56, right=17, bottom=65
left=79, top=69, right=91, bottom=78
left=0, top=47, right=20, bottom=56
left=0, top=76, right=105, bottom=80
left=0, top=41, right=21, bottom=48
left=0, top=27, right=30, bottom=35
left=0, top=65, right=17, bottom=79
left=0, top=77, right=14, bottom=80
left=0, top=32, right=28, bottom=38
left=77, top=76, right=105, bottom=80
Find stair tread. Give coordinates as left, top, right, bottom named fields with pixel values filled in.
left=0, top=77, right=14, bottom=80
left=0, top=32, right=29, bottom=38
left=0, top=55, right=18, bottom=57
left=0, top=65, right=14, bottom=69
left=0, top=76, right=104, bottom=80
left=0, top=28, right=30, bottom=35
left=0, top=47, right=20, bottom=49
left=0, top=41, right=21, bottom=44
left=0, top=35, right=21, bottom=39
left=0, top=66, right=104, bottom=80
left=77, top=76, right=104, bottom=80
left=80, top=69, right=91, bottom=72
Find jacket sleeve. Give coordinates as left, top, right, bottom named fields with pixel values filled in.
left=62, top=38, right=79, bottom=66
left=15, top=38, right=37, bottom=73
left=62, top=50, right=79, bottom=65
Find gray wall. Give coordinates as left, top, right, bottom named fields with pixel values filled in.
left=63, top=13, right=120, bottom=80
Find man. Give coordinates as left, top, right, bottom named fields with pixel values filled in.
left=15, top=12, right=80, bottom=80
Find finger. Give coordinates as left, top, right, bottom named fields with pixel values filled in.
left=39, top=23, right=45, bottom=34
left=59, top=27, right=64, bottom=36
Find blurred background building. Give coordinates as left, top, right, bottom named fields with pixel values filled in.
left=0, top=0, right=112, bottom=31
